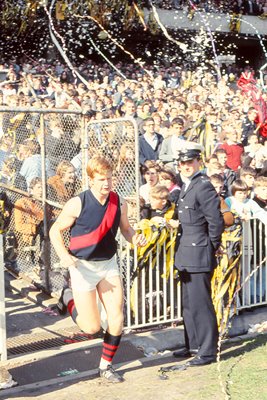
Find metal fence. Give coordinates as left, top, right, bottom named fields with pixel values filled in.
left=239, top=219, right=267, bottom=309
left=0, top=108, right=140, bottom=294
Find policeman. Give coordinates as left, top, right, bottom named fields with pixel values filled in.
left=173, top=142, right=224, bottom=366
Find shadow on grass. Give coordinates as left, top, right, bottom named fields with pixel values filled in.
left=220, top=333, right=267, bottom=361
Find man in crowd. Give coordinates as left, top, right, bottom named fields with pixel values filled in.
left=159, top=117, right=185, bottom=166
left=139, top=117, right=163, bottom=166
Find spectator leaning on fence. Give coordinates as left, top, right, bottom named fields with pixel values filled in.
left=14, top=177, right=45, bottom=252
left=158, top=167, right=181, bottom=205
left=209, top=174, right=235, bottom=227
left=47, top=160, right=81, bottom=205
left=139, top=160, right=160, bottom=205
left=140, top=184, right=179, bottom=228
left=225, top=179, right=267, bottom=224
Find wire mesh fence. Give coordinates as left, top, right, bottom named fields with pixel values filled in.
left=0, top=108, right=142, bottom=298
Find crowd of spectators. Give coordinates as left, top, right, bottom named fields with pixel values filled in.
left=0, top=55, right=266, bottom=284
left=143, top=0, right=267, bottom=15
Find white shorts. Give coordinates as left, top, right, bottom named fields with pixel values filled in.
left=69, top=255, right=120, bottom=292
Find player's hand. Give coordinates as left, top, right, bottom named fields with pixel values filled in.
left=132, top=233, right=147, bottom=247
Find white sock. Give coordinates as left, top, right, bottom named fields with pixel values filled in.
left=63, top=288, right=73, bottom=305
left=99, top=358, right=111, bottom=370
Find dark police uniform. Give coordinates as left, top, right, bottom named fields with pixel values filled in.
left=175, top=145, right=224, bottom=361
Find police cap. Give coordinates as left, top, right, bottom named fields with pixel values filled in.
left=177, top=142, right=203, bottom=162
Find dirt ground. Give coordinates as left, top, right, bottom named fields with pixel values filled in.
left=3, top=333, right=266, bottom=400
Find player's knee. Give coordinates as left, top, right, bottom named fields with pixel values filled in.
left=79, top=321, right=101, bottom=335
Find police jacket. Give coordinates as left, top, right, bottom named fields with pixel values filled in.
left=175, top=172, right=224, bottom=272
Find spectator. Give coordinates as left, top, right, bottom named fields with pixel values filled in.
left=139, top=160, right=160, bottom=204
left=209, top=174, right=234, bottom=227
left=159, top=167, right=181, bottom=205
left=139, top=117, right=163, bottom=166
left=141, top=184, right=179, bottom=226
left=116, top=143, right=136, bottom=197
left=159, top=118, right=185, bottom=166
left=14, top=177, right=44, bottom=243
left=19, top=139, right=53, bottom=188
left=253, top=176, right=267, bottom=210
left=219, top=128, right=244, bottom=171
left=0, top=134, right=14, bottom=170
left=47, top=160, right=81, bottom=205
left=241, top=107, right=258, bottom=146
left=239, top=166, right=257, bottom=198
left=225, top=179, right=267, bottom=224
left=215, top=148, right=236, bottom=197
left=244, top=133, right=263, bottom=155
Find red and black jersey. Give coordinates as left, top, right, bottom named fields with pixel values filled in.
left=69, top=190, right=121, bottom=261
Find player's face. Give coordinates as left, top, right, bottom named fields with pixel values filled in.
left=90, top=172, right=113, bottom=197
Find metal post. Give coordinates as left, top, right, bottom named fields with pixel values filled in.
left=40, top=113, right=50, bottom=292
left=0, top=234, right=7, bottom=361
left=81, top=114, right=89, bottom=191
left=133, top=118, right=141, bottom=222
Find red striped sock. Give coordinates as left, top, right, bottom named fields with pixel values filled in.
left=67, top=299, right=78, bottom=323
left=100, top=332, right=121, bottom=369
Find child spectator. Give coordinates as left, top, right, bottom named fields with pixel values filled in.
left=159, top=168, right=181, bottom=205
left=239, top=166, right=257, bottom=198
left=253, top=176, right=267, bottom=210
left=215, top=148, right=236, bottom=197
left=225, top=180, right=267, bottom=224
left=209, top=174, right=234, bottom=227
left=139, top=160, right=160, bottom=204
left=219, top=128, right=244, bottom=171
left=141, top=185, right=178, bottom=228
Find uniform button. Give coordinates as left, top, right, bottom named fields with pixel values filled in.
left=179, top=210, right=183, bottom=213
left=192, top=243, right=196, bottom=246
left=185, top=206, right=189, bottom=209
left=181, top=199, right=184, bottom=202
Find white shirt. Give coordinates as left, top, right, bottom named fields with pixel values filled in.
left=143, top=133, right=158, bottom=150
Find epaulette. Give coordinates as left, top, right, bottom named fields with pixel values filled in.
left=200, top=176, right=209, bottom=184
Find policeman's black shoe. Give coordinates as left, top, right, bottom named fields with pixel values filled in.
left=56, top=287, right=70, bottom=315
left=173, top=348, right=198, bottom=358
left=186, top=355, right=216, bottom=367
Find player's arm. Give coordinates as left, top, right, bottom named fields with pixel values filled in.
left=119, top=199, right=147, bottom=247
left=49, top=196, right=81, bottom=268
